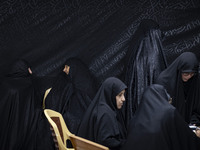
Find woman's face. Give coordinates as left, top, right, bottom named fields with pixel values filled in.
left=63, top=65, right=70, bottom=75
left=181, top=72, right=195, bottom=82
left=116, top=90, right=126, bottom=109
left=28, top=67, right=32, bottom=74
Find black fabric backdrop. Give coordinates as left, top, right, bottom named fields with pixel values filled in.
left=0, top=0, right=200, bottom=84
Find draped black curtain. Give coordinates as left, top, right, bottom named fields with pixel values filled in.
left=0, top=0, right=200, bottom=84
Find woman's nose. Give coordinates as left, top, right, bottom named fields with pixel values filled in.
left=189, top=74, right=193, bottom=77
left=122, top=95, right=125, bottom=101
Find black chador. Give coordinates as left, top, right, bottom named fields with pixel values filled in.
left=36, top=58, right=97, bottom=150
left=0, top=59, right=38, bottom=150
left=78, top=77, right=127, bottom=150
left=122, top=84, right=200, bottom=150
left=156, top=52, right=200, bottom=125
left=45, top=58, right=97, bottom=133
left=123, top=19, right=167, bottom=127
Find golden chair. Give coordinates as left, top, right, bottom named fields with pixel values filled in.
left=44, top=109, right=74, bottom=150
left=70, top=134, right=109, bottom=150
left=44, top=109, right=109, bottom=150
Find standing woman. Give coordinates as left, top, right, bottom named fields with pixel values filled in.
left=156, top=52, right=200, bottom=125
left=122, top=19, right=167, bottom=127
left=0, top=59, right=38, bottom=150
left=78, top=77, right=127, bottom=150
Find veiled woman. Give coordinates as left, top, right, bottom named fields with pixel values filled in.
left=0, top=59, right=38, bottom=150
left=123, top=19, right=167, bottom=127
left=45, top=58, right=97, bottom=132
left=122, top=84, right=200, bottom=150
left=78, top=77, right=127, bottom=150
left=156, top=52, right=200, bottom=125
left=36, top=58, right=97, bottom=149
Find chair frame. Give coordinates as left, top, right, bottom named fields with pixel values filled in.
left=44, top=109, right=74, bottom=150
left=44, top=109, right=109, bottom=150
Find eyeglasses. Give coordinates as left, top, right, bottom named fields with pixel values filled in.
left=182, top=72, right=196, bottom=76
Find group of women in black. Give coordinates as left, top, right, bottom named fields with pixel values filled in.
left=77, top=52, right=200, bottom=150
left=1, top=22, right=200, bottom=150
left=0, top=58, right=97, bottom=150
left=1, top=51, right=200, bottom=150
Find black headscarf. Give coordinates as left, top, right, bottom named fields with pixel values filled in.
left=156, top=52, right=200, bottom=124
left=64, top=58, right=97, bottom=99
left=0, top=59, right=38, bottom=150
left=6, top=59, right=31, bottom=78
left=121, top=84, right=200, bottom=150
left=123, top=19, right=167, bottom=127
left=78, top=77, right=127, bottom=150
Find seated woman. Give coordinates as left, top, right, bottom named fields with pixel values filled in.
left=77, top=77, right=127, bottom=150
left=121, top=84, right=200, bottom=150
left=155, top=52, right=200, bottom=125
left=36, top=58, right=97, bottom=150
left=45, top=58, right=97, bottom=133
